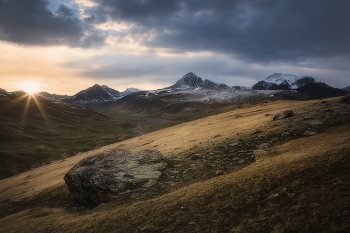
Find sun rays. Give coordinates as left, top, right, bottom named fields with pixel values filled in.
left=1, top=93, right=53, bottom=130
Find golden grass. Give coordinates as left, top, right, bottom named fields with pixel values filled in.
left=1, top=97, right=349, bottom=232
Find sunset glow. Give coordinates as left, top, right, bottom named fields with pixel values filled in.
left=18, top=81, right=40, bottom=95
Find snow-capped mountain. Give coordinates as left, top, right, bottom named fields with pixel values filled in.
left=61, top=84, right=143, bottom=107
left=63, top=84, right=118, bottom=105
left=121, top=88, right=141, bottom=96
left=252, top=73, right=315, bottom=90
left=343, top=86, right=350, bottom=92
left=169, top=72, right=228, bottom=89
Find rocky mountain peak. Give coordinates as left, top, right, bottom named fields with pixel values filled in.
left=169, top=72, right=227, bottom=89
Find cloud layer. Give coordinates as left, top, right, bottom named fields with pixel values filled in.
left=0, top=0, right=104, bottom=47
left=0, top=0, right=349, bottom=92
left=90, top=0, right=350, bottom=64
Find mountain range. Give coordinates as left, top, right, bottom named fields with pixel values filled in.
left=1, top=72, right=349, bottom=108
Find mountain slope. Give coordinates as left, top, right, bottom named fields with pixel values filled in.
left=252, top=73, right=315, bottom=90
left=101, top=85, right=120, bottom=100
left=0, top=88, right=7, bottom=94
left=1, top=96, right=350, bottom=232
left=343, top=86, right=350, bottom=92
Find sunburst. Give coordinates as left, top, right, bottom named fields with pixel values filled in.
left=18, top=81, right=40, bottom=95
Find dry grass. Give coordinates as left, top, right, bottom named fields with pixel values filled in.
left=0, top=97, right=350, bottom=232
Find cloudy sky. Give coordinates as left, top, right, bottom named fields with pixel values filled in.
left=0, top=0, right=349, bottom=94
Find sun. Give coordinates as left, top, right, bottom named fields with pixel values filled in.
left=18, top=81, right=40, bottom=95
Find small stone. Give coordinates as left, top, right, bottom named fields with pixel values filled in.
left=188, top=222, right=196, bottom=225
left=236, top=114, right=242, bottom=118
left=229, top=143, right=239, bottom=147
left=303, top=116, right=314, bottom=120
left=94, top=203, right=107, bottom=209
left=287, top=193, right=296, bottom=198
left=11, top=199, right=21, bottom=204
left=253, top=149, right=268, bottom=156
left=258, top=143, right=270, bottom=149
left=215, top=170, right=224, bottom=175
left=273, top=218, right=304, bottom=233
left=191, top=154, right=202, bottom=160
left=201, top=174, right=208, bottom=178
left=308, top=120, right=323, bottom=125
left=142, top=179, right=157, bottom=189
left=282, top=132, right=290, bottom=137
left=238, top=159, right=245, bottom=165
left=268, top=193, right=279, bottom=199
left=251, top=130, right=262, bottom=135
left=230, top=225, right=243, bottom=232
left=303, top=130, right=317, bottom=136
left=180, top=206, right=188, bottom=211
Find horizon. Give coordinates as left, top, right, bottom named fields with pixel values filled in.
left=2, top=71, right=350, bottom=96
left=1, top=1, right=350, bottom=95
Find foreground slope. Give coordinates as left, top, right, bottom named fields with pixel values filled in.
left=0, top=97, right=349, bottom=232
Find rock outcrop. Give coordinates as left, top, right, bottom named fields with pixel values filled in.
left=273, top=110, right=295, bottom=121
left=64, top=148, right=167, bottom=206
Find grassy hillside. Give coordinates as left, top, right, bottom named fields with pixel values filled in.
left=0, top=96, right=349, bottom=232
left=0, top=94, right=136, bottom=179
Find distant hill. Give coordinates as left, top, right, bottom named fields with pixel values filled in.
left=297, top=82, right=348, bottom=98
left=36, top=92, right=71, bottom=100
left=0, top=93, right=135, bottom=179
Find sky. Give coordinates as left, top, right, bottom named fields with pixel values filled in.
left=0, top=0, right=349, bottom=95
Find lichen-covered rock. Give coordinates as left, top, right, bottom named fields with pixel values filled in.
left=64, top=148, right=167, bottom=206
left=273, top=110, right=295, bottom=121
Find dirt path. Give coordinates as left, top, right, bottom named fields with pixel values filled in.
left=117, top=115, right=174, bottom=135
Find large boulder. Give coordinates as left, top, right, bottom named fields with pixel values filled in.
left=339, top=93, right=350, bottom=104
left=273, top=110, right=295, bottom=121
left=64, top=148, right=167, bottom=206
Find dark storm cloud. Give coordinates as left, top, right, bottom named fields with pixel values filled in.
left=57, top=4, right=74, bottom=17
left=0, top=0, right=105, bottom=47
left=93, top=0, right=350, bottom=64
